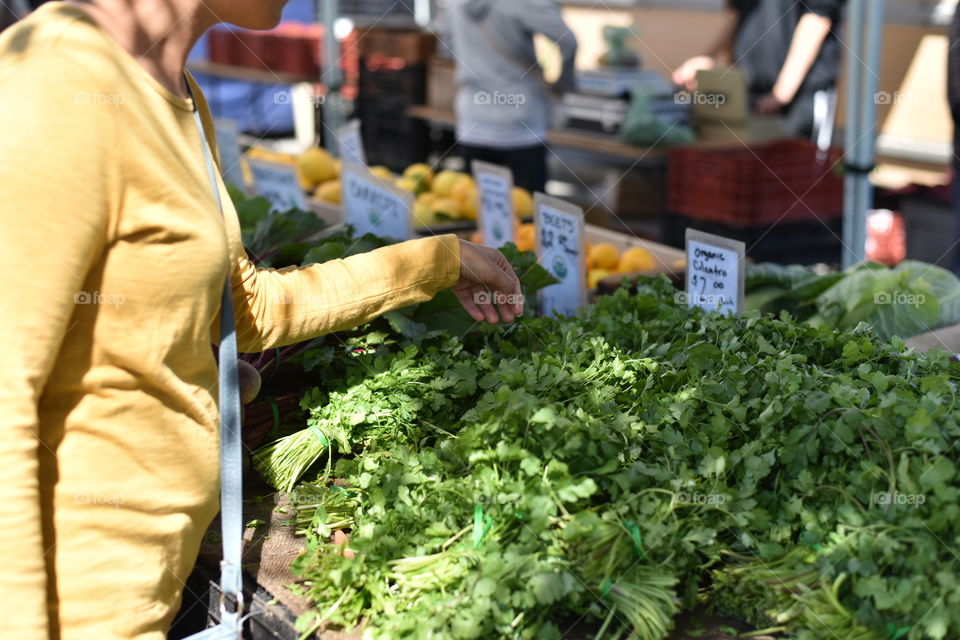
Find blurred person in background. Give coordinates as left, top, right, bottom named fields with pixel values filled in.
left=440, top=0, right=578, bottom=193
left=673, top=0, right=846, bottom=138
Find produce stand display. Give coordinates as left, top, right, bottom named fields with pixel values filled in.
left=407, top=104, right=668, bottom=163
left=182, top=194, right=960, bottom=640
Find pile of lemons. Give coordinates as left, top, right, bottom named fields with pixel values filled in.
left=403, top=165, right=534, bottom=227
left=298, top=147, right=392, bottom=205
left=295, top=148, right=536, bottom=229
left=585, top=243, right=658, bottom=289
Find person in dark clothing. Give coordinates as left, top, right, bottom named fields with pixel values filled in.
left=438, top=0, right=578, bottom=194
left=947, top=2, right=960, bottom=274
left=673, top=0, right=845, bottom=138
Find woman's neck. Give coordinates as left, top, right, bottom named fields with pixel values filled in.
left=64, top=0, right=219, bottom=98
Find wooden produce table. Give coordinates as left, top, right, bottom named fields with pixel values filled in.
left=191, top=490, right=767, bottom=640
left=407, top=105, right=666, bottom=164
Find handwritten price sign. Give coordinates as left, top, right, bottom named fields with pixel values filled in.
left=684, top=228, right=745, bottom=316
left=248, top=158, right=308, bottom=213
left=337, top=120, right=366, bottom=166
left=535, top=193, right=586, bottom=317
left=214, top=119, right=246, bottom=190
left=473, top=160, right=515, bottom=249
left=342, top=163, right=412, bottom=241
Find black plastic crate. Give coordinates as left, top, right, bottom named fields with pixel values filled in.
left=663, top=212, right=842, bottom=265
left=357, top=59, right=427, bottom=104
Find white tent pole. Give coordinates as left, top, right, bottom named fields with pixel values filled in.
left=842, top=0, right=886, bottom=268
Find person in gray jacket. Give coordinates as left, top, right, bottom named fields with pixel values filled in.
left=440, top=0, right=577, bottom=193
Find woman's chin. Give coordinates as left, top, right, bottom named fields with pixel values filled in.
left=219, top=3, right=286, bottom=31
left=228, top=14, right=283, bottom=30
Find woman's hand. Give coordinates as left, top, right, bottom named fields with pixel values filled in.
left=672, top=55, right=716, bottom=92
left=453, top=240, right=524, bottom=324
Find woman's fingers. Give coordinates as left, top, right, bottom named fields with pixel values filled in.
left=455, top=240, right=526, bottom=323
left=453, top=286, right=486, bottom=323
left=493, top=250, right=524, bottom=316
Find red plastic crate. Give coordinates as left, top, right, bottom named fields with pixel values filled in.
left=667, top=139, right=844, bottom=226
left=207, top=24, right=359, bottom=97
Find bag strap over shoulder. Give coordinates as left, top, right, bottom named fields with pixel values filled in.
left=184, top=81, right=245, bottom=640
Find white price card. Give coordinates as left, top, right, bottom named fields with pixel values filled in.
left=684, top=228, right=745, bottom=316
left=337, top=119, right=366, bottom=166
left=342, top=163, right=413, bottom=241
left=472, top=160, right=515, bottom=249
left=535, top=193, right=586, bottom=317
left=214, top=119, right=246, bottom=189
left=248, top=158, right=308, bottom=213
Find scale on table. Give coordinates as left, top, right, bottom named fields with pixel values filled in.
left=558, top=68, right=688, bottom=135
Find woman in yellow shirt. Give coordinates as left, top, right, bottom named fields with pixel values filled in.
left=0, top=1, right=524, bottom=638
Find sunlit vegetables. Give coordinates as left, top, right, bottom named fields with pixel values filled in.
left=278, top=279, right=959, bottom=640
left=744, top=260, right=960, bottom=339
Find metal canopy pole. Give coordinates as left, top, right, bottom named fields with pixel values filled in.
left=319, top=0, right=345, bottom=153
left=842, top=0, right=886, bottom=268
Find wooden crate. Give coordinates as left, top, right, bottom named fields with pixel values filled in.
left=426, top=57, right=457, bottom=111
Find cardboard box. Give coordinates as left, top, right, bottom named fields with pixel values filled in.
left=693, top=68, right=784, bottom=143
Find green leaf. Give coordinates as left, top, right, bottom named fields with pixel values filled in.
left=531, top=572, right=566, bottom=605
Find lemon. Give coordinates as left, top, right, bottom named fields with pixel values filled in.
left=512, top=187, right=534, bottom=217
left=515, top=223, right=536, bottom=252
left=403, top=163, right=434, bottom=190
left=431, top=197, right=461, bottom=221
left=451, top=178, right=478, bottom=220
left=298, top=147, right=337, bottom=185
left=314, top=179, right=341, bottom=204
left=588, top=243, right=620, bottom=270
left=617, top=247, right=656, bottom=273
left=369, top=166, right=394, bottom=182
left=432, top=170, right=464, bottom=197
left=248, top=146, right=297, bottom=166
left=588, top=268, right=611, bottom=289
left=413, top=193, right=438, bottom=227
left=394, top=177, right=419, bottom=193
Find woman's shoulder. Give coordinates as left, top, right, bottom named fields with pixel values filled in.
left=0, top=3, right=123, bottom=88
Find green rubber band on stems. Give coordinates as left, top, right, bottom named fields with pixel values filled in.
left=309, top=424, right=329, bottom=447
left=625, top=520, right=645, bottom=559
left=266, top=397, right=281, bottom=441
left=472, top=504, right=493, bottom=549
left=600, top=577, right=613, bottom=597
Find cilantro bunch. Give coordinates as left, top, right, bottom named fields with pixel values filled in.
left=281, top=280, right=959, bottom=640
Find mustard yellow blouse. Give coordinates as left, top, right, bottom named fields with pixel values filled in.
left=0, top=4, right=460, bottom=638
